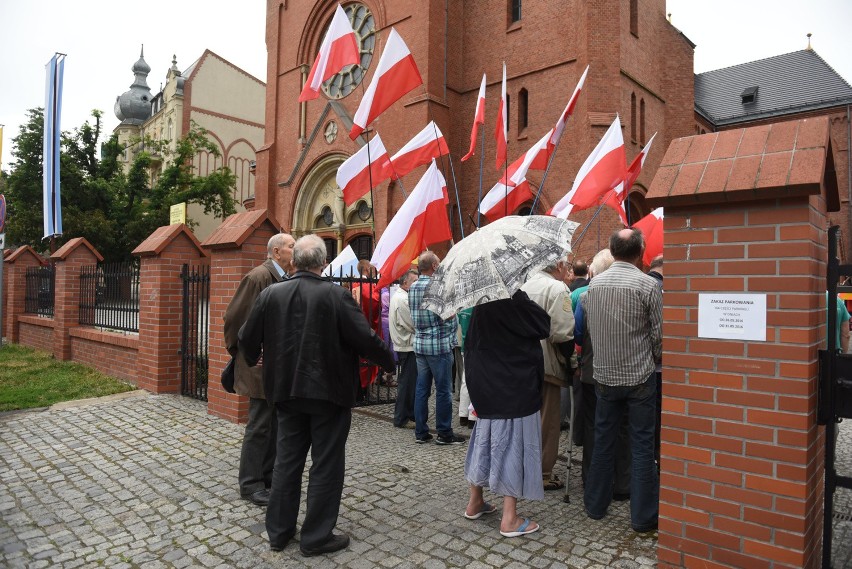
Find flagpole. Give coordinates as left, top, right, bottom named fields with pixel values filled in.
left=425, top=97, right=465, bottom=239
left=475, top=127, right=485, bottom=228
left=365, top=128, right=376, bottom=245
left=530, top=137, right=561, bottom=214
left=570, top=189, right=615, bottom=253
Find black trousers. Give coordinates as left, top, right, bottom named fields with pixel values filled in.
left=393, top=351, right=417, bottom=426
left=239, top=397, right=277, bottom=496
left=266, top=399, right=351, bottom=549
left=581, top=381, right=631, bottom=495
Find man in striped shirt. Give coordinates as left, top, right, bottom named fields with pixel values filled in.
left=583, top=228, right=662, bottom=534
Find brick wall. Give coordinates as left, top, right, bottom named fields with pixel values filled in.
left=18, top=316, right=55, bottom=353
left=657, top=196, right=828, bottom=568
left=69, top=328, right=138, bottom=385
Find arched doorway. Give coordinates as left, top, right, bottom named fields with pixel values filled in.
left=292, top=154, right=375, bottom=259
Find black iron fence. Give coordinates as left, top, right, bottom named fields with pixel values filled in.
left=180, top=264, right=210, bottom=401
left=325, top=269, right=398, bottom=407
left=79, top=261, right=140, bottom=333
left=24, top=265, right=55, bottom=318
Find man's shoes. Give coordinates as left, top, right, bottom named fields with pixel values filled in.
left=436, top=434, right=465, bottom=445
left=242, top=489, right=270, bottom=507
left=459, top=416, right=469, bottom=427
left=612, top=492, right=630, bottom=502
left=269, top=534, right=293, bottom=552
left=415, top=433, right=434, bottom=444
left=633, top=520, right=658, bottom=533
left=300, top=533, right=350, bottom=557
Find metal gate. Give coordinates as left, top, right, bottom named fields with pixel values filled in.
left=818, top=226, right=852, bottom=568
left=180, top=264, right=210, bottom=401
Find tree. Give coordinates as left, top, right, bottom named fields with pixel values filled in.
left=3, top=109, right=237, bottom=260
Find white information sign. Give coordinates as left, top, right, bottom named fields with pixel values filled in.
left=698, top=293, right=766, bottom=342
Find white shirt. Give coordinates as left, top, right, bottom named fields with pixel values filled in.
left=389, top=287, right=415, bottom=352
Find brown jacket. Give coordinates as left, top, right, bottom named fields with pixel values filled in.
left=223, top=259, right=283, bottom=399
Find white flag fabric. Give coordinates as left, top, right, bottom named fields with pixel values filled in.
left=299, top=5, right=360, bottom=102
left=322, top=244, right=360, bottom=277
left=43, top=54, right=65, bottom=239
left=336, top=133, right=394, bottom=206
left=389, top=121, right=449, bottom=178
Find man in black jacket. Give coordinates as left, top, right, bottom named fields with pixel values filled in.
left=239, top=235, right=395, bottom=556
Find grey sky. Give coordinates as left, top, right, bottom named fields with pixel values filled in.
left=1, top=0, right=850, bottom=172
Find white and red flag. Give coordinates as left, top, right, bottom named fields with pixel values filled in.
left=371, top=160, right=452, bottom=289
left=564, top=115, right=626, bottom=211
left=461, top=73, right=487, bottom=162
left=549, top=186, right=580, bottom=220
left=479, top=179, right=534, bottom=223
left=501, top=128, right=554, bottom=186
left=336, top=133, right=394, bottom=206
left=390, top=121, right=449, bottom=178
left=350, top=28, right=423, bottom=139
left=494, top=62, right=508, bottom=169
left=599, top=183, right=629, bottom=225
left=632, top=207, right=664, bottom=265
left=298, top=5, right=360, bottom=102
left=624, top=132, right=656, bottom=194
left=550, top=65, right=589, bottom=147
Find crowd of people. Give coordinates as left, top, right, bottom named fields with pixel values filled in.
left=224, top=227, right=665, bottom=555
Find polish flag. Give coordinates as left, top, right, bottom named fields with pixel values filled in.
left=502, top=128, right=554, bottom=186
left=336, top=133, right=394, bottom=206
left=350, top=28, right=423, bottom=139
left=550, top=65, right=589, bottom=147
left=479, top=179, right=534, bottom=223
left=624, top=132, right=656, bottom=194
left=298, top=5, right=360, bottom=102
left=390, top=121, right=450, bottom=178
left=461, top=73, right=486, bottom=162
left=549, top=186, right=580, bottom=219
left=632, top=207, right=664, bottom=265
left=599, top=185, right=629, bottom=225
left=371, top=160, right=452, bottom=290
left=494, top=62, right=508, bottom=169
left=566, top=115, right=626, bottom=210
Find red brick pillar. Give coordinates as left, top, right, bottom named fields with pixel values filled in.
left=202, top=210, right=279, bottom=423
left=51, top=239, right=103, bottom=360
left=132, top=225, right=207, bottom=394
left=2, top=246, right=45, bottom=343
left=647, top=117, right=837, bottom=569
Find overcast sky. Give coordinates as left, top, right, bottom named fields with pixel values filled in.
left=1, top=0, right=850, bottom=172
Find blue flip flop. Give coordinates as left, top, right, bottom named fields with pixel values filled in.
left=500, top=518, right=540, bottom=538
left=463, top=502, right=497, bottom=520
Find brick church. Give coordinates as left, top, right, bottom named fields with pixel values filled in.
left=253, top=0, right=852, bottom=262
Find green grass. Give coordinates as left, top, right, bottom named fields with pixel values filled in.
left=0, top=344, right=135, bottom=412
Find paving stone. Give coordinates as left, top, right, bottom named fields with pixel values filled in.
left=1, top=393, right=849, bottom=568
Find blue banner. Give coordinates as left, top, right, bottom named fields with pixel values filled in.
left=43, top=54, right=65, bottom=239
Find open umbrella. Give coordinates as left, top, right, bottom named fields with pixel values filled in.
left=421, top=215, right=578, bottom=320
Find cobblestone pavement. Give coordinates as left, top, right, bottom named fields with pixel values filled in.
left=0, top=392, right=849, bottom=568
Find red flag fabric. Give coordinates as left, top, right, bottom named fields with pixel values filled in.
left=350, top=28, right=423, bottom=139
left=550, top=65, right=589, bottom=147
left=632, top=207, right=664, bottom=265
left=336, top=134, right=393, bottom=206
left=479, top=179, right=534, bottom=222
left=624, top=132, right=656, bottom=193
left=599, top=185, right=629, bottom=225
left=462, top=73, right=487, bottom=162
left=389, top=121, right=449, bottom=178
left=494, top=62, right=508, bottom=169
left=370, top=160, right=452, bottom=290
left=566, top=115, right=626, bottom=210
left=298, top=5, right=360, bottom=102
left=500, top=128, right=554, bottom=186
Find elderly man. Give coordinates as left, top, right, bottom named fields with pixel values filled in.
left=409, top=252, right=464, bottom=445
left=521, top=257, right=575, bottom=490
left=239, top=235, right=394, bottom=556
left=390, top=269, right=419, bottom=428
left=568, top=260, right=590, bottom=291
left=583, top=228, right=662, bottom=534
left=223, top=232, right=294, bottom=506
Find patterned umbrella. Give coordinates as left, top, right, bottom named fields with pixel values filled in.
left=422, top=215, right=578, bottom=320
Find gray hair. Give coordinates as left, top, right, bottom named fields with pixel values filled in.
left=267, top=233, right=289, bottom=258
left=543, top=257, right=568, bottom=274
left=293, top=235, right=327, bottom=271
left=589, top=249, right=614, bottom=278
left=399, top=269, right=419, bottom=286
left=417, top=251, right=439, bottom=273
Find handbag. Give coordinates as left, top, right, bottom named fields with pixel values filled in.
left=221, top=357, right=236, bottom=393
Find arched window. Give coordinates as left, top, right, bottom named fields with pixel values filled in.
left=630, top=0, right=638, bottom=36
left=640, top=98, right=646, bottom=145
left=630, top=92, right=637, bottom=142
left=510, top=0, right=522, bottom=23
left=167, top=118, right=173, bottom=141
left=506, top=94, right=511, bottom=132
left=518, top=88, right=528, bottom=132
left=348, top=235, right=373, bottom=260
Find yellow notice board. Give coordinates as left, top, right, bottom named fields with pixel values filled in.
left=170, top=203, right=186, bottom=225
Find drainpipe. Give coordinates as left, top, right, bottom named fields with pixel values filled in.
left=847, top=104, right=851, bottom=258
left=444, top=0, right=448, bottom=101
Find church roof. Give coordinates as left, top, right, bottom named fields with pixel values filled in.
left=695, top=49, right=852, bottom=127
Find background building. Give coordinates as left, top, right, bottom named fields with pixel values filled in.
left=253, top=0, right=850, bottom=263
left=113, top=48, right=265, bottom=241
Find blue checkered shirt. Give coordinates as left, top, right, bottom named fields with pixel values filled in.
left=408, top=275, right=458, bottom=355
